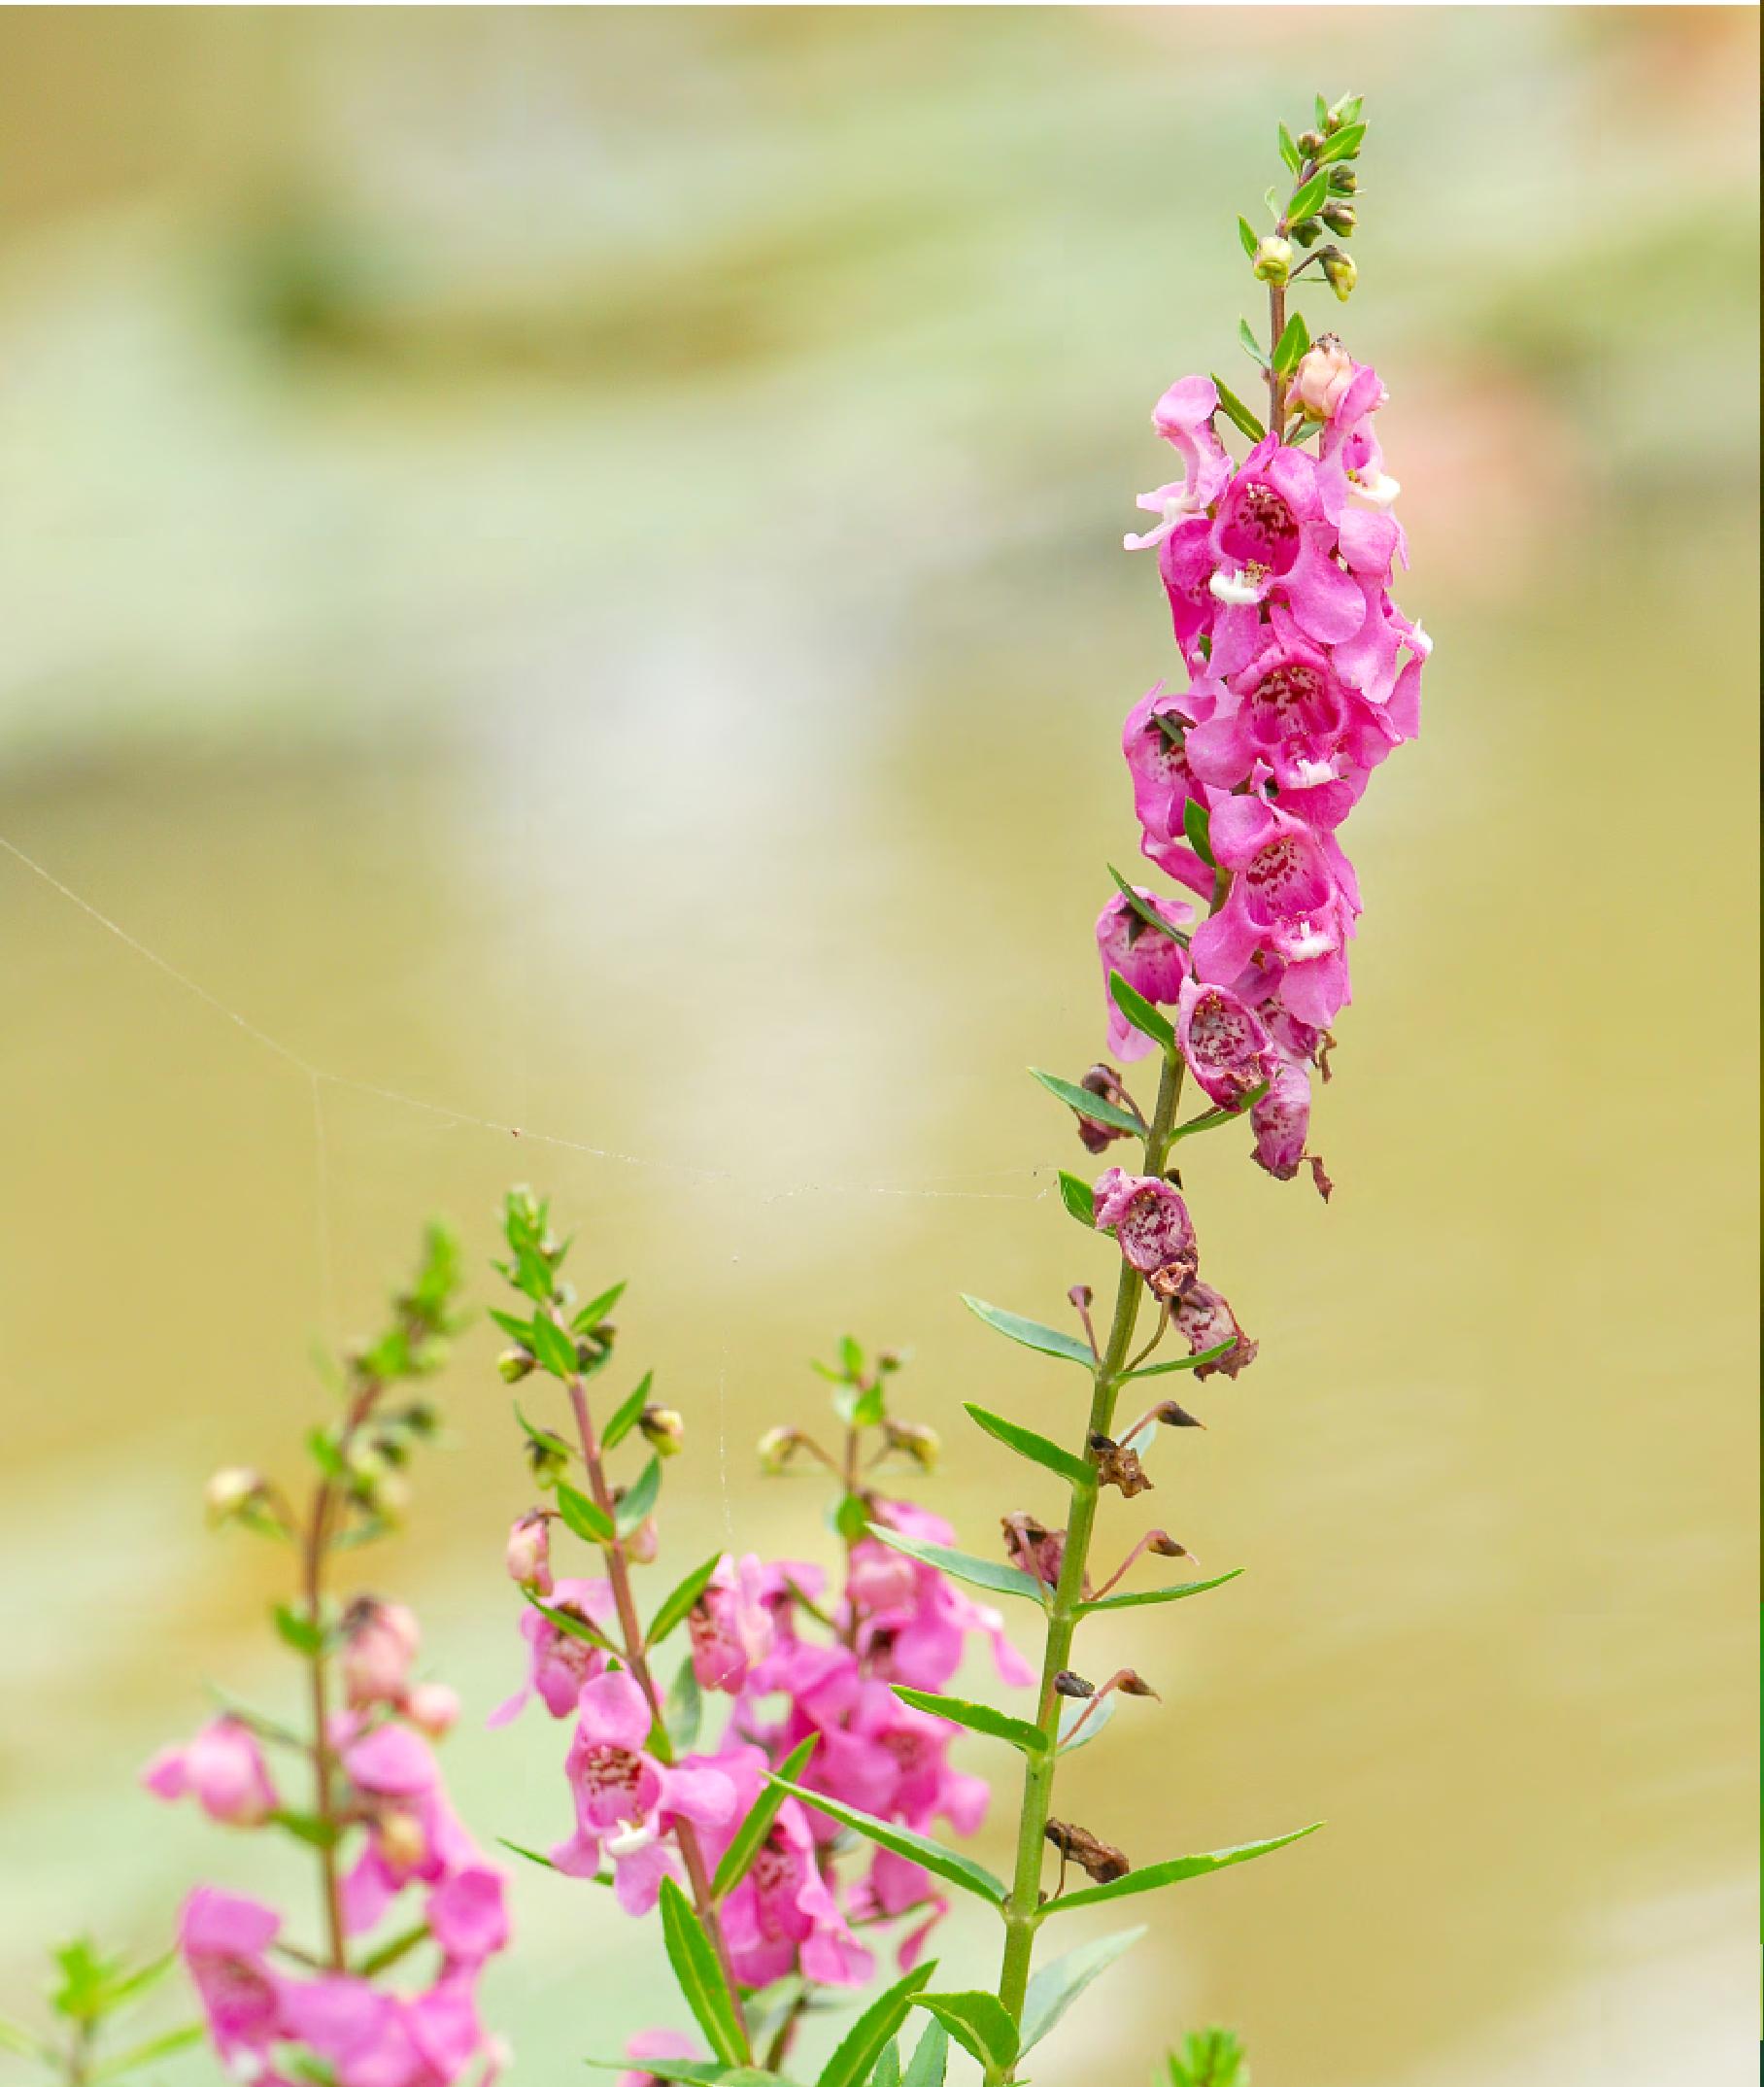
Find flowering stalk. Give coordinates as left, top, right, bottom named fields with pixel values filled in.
left=143, top=1226, right=514, bottom=2087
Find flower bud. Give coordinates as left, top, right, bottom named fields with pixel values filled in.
left=1297, top=127, right=1326, bottom=156
left=1151, top=1400, right=1205, bottom=1429
left=1075, top=1064, right=1134, bottom=1153
left=522, top=1426, right=571, bottom=1488
left=1321, top=200, right=1356, bottom=236
left=1327, top=167, right=1358, bottom=195
left=1291, top=333, right=1355, bottom=421
left=1115, top=1669, right=1160, bottom=1698
left=875, top=1349, right=903, bottom=1374
left=1290, top=218, right=1323, bottom=249
left=757, top=1425, right=802, bottom=1476
left=1252, top=236, right=1293, bottom=287
left=340, top=1600, right=421, bottom=1707
left=1320, top=246, right=1357, bottom=302
left=636, top=1406, right=685, bottom=1457
left=885, top=1421, right=940, bottom=1472
left=204, top=1467, right=266, bottom=1527
left=497, top=1347, right=535, bottom=1384
left=404, top=1682, right=460, bottom=1739
left=505, top=1510, right=553, bottom=1592
left=1148, top=1531, right=1193, bottom=1558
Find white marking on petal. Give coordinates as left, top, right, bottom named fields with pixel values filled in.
left=606, top=1823, right=658, bottom=1858
left=1209, top=566, right=1265, bottom=606
left=1348, top=470, right=1402, bottom=508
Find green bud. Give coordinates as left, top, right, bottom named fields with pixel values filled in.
left=1297, top=128, right=1326, bottom=157
left=1321, top=200, right=1357, bottom=236
left=637, top=1405, right=686, bottom=1457
left=885, top=1420, right=941, bottom=1473
left=1328, top=167, right=1358, bottom=195
left=497, top=1346, right=536, bottom=1384
left=1291, top=218, right=1323, bottom=249
left=1320, top=246, right=1358, bottom=302
left=205, top=1466, right=266, bottom=1527
left=1252, top=236, right=1293, bottom=287
left=757, top=1425, right=801, bottom=1476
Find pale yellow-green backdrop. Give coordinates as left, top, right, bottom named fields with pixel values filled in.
left=0, top=9, right=1756, bottom=2084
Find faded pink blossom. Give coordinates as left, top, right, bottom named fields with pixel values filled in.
left=688, top=1553, right=774, bottom=1694
left=1093, top=1169, right=1198, bottom=1298
left=1174, top=1282, right=1258, bottom=1380
left=341, top=1601, right=422, bottom=1709
left=1176, top=976, right=1276, bottom=1112
left=142, top=1718, right=278, bottom=1828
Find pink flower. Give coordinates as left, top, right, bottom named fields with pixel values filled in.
left=1124, top=376, right=1232, bottom=550
left=1186, top=625, right=1350, bottom=795
left=178, top=1887, right=286, bottom=2066
left=1206, top=439, right=1366, bottom=646
left=1316, top=360, right=1400, bottom=517
left=279, top=1970, right=490, bottom=2087
left=1158, top=515, right=1224, bottom=662
left=1096, top=887, right=1191, bottom=1062
left=427, top=1865, right=511, bottom=1969
left=1093, top=1169, right=1198, bottom=1297
left=851, top=1501, right=1032, bottom=1691
left=711, top=1752, right=870, bottom=1991
left=404, top=1683, right=460, bottom=1741
left=1191, top=797, right=1355, bottom=1028
left=142, top=1717, right=278, bottom=1828
left=487, top=1576, right=616, bottom=1727
left=1176, top=977, right=1276, bottom=1112
left=1290, top=334, right=1355, bottom=422
left=1121, top=683, right=1217, bottom=850
left=620, top=2030, right=702, bottom=2087
left=551, top=1671, right=737, bottom=1913
left=339, top=1721, right=482, bottom=1936
left=1251, top=1062, right=1331, bottom=1200
left=341, top=1601, right=422, bottom=1710
left=688, top=1554, right=774, bottom=1694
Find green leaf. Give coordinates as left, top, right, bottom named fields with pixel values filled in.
left=1167, top=2026, right=1249, bottom=2087
left=963, top=1402, right=1095, bottom=1490
left=0, top=2016, right=52, bottom=2062
left=1041, top=1824, right=1324, bottom=1916
left=1170, top=1084, right=1269, bottom=1143
left=272, top=1603, right=325, bottom=1657
left=1238, top=318, right=1270, bottom=370
left=1057, top=1170, right=1096, bottom=1226
left=522, top=1588, right=619, bottom=1654
left=616, top=1455, right=663, bottom=1536
left=1314, top=121, right=1366, bottom=165
left=866, top=1522, right=1048, bottom=1607
left=1078, top=1567, right=1244, bottom=1615
left=1314, top=91, right=1329, bottom=127
left=712, top=1735, right=821, bottom=1897
left=1030, top=1069, right=1144, bottom=1141
left=900, top=2019, right=949, bottom=2087
left=1183, top=798, right=1215, bottom=869
left=657, top=1875, right=747, bottom=2066
left=512, top=1400, right=572, bottom=1459
left=352, top=1922, right=428, bottom=1978
left=585, top=2064, right=770, bottom=2086
left=88, top=2025, right=206, bottom=2081
left=1276, top=121, right=1300, bottom=174
left=1262, top=184, right=1280, bottom=220
left=834, top=1490, right=871, bottom=1545
left=1272, top=310, right=1310, bottom=376
left=1107, top=866, right=1190, bottom=949
left=838, top=1333, right=865, bottom=1379
left=554, top=1481, right=615, bottom=1545
left=497, top=1837, right=558, bottom=1871
left=572, top=1280, right=628, bottom=1333
left=1287, top=172, right=1329, bottom=225
left=266, top=1808, right=341, bottom=1850
left=815, top=1964, right=936, bottom=2087
left=908, top=1994, right=1016, bottom=2075
left=305, top=1426, right=347, bottom=1480
left=527, top=1312, right=579, bottom=1381
left=766, top=1778, right=1007, bottom=1905
left=891, top=1687, right=1047, bottom=1756
left=1125, top=1338, right=1236, bottom=1381
left=1235, top=214, right=1257, bottom=260
left=663, top=1653, right=702, bottom=1756
left=646, top=1553, right=724, bottom=1651
left=602, top=1371, right=653, bottom=1451
left=961, top=1293, right=1094, bottom=1369
left=869, top=2045, right=902, bottom=2087
left=1107, top=971, right=1176, bottom=1053
left=1209, top=377, right=1266, bottom=445
left=1023, top=1928, right=1146, bottom=2053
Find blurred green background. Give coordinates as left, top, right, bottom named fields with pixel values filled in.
left=0, top=8, right=1756, bottom=2084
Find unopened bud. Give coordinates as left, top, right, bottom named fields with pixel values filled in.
left=886, top=1421, right=940, bottom=1473
left=1068, top=1284, right=1093, bottom=1312
left=497, top=1347, right=536, bottom=1384
left=404, top=1682, right=459, bottom=1738
left=205, top=1467, right=265, bottom=1526
left=1115, top=1669, right=1160, bottom=1699
left=1328, top=167, right=1358, bottom=195
left=637, top=1406, right=685, bottom=1457
left=757, top=1425, right=801, bottom=1476
left=875, top=1349, right=903, bottom=1375
left=1252, top=236, right=1293, bottom=287
left=1054, top=1670, right=1095, bottom=1698
left=1291, top=333, right=1354, bottom=421
left=1291, top=218, right=1323, bottom=249
left=1148, top=1532, right=1192, bottom=1558
left=1076, top=1064, right=1134, bottom=1152
left=1151, top=1400, right=1205, bottom=1429
left=1321, top=246, right=1358, bottom=302
left=1321, top=200, right=1356, bottom=236
left=505, top=1510, right=553, bottom=1592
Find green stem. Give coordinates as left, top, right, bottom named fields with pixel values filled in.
left=993, top=1045, right=1188, bottom=2071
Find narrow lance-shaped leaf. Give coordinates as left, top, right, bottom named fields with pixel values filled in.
left=1108, top=970, right=1176, bottom=1053
left=1314, top=121, right=1366, bottom=165
left=711, top=1735, right=819, bottom=1899
left=1236, top=214, right=1258, bottom=259
left=1287, top=172, right=1329, bottom=225
left=646, top=1553, right=724, bottom=1651
left=909, top=1993, right=1017, bottom=2076
left=88, top=2025, right=207, bottom=2083
left=901, top=2018, right=950, bottom=2087
left=1019, top=1927, right=1147, bottom=2057
left=656, top=1875, right=746, bottom=2066
left=1209, top=375, right=1266, bottom=444
left=527, top=1312, right=579, bottom=1381
left=892, top=1686, right=1048, bottom=1757
left=1078, top=1567, right=1244, bottom=1615
left=766, top=1776, right=1008, bottom=1905
left=1107, top=866, right=1190, bottom=948
left=522, top=1588, right=618, bottom=1654
left=1057, top=1170, right=1096, bottom=1226
left=961, top=1293, right=1094, bottom=1370
left=866, top=1522, right=1047, bottom=1607
left=1277, top=120, right=1301, bottom=173
left=512, top=1400, right=573, bottom=1462
left=1272, top=310, right=1311, bottom=376
left=1040, top=1824, right=1325, bottom=1916
left=963, top=1402, right=1095, bottom=1490
left=616, top=1454, right=662, bottom=1536
left=1125, top=1337, right=1237, bottom=1381
left=553, top=1480, right=615, bottom=1546
left=869, top=2043, right=902, bottom=2087
left=815, top=1965, right=937, bottom=2087
left=602, top=1370, right=653, bottom=1451
left=1030, top=1069, right=1145, bottom=1141
left=572, top=1280, right=628, bottom=1334
left=662, top=1655, right=701, bottom=1758
left=1238, top=318, right=1270, bottom=371
left=1183, top=797, right=1215, bottom=869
